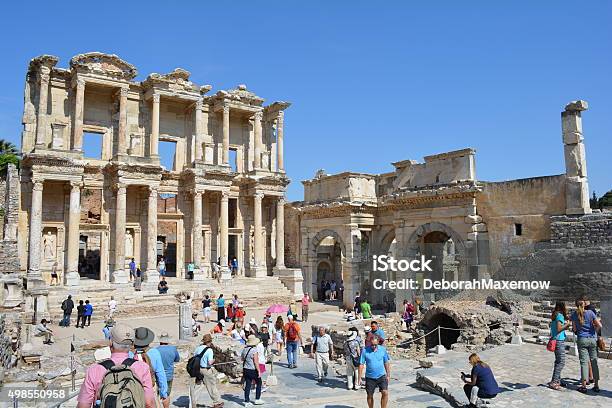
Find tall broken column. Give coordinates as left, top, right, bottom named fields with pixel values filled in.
left=562, top=100, right=591, bottom=215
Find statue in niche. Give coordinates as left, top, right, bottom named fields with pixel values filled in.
left=43, top=230, right=56, bottom=260
left=125, top=230, right=134, bottom=258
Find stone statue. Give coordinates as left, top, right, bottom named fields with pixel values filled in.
left=43, top=230, right=56, bottom=260
left=125, top=230, right=134, bottom=258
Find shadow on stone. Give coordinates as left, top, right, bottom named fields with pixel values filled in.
left=171, top=396, right=190, bottom=407
left=501, top=382, right=530, bottom=390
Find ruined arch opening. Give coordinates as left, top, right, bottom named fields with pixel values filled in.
left=313, top=235, right=344, bottom=302
left=424, top=312, right=460, bottom=350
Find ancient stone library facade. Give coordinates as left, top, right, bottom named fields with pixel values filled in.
left=3, top=52, right=295, bottom=314
left=0, top=52, right=610, bottom=314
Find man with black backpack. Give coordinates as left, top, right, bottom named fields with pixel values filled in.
left=60, top=295, right=74, bottom=327
left=188, top=334, right=224, bottom=408
left=76, top=322, right=155, bottom=408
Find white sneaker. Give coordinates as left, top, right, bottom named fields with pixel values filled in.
left=253, top=400, right=265, bottom=405
left=244, top=402, right=253, bottom=407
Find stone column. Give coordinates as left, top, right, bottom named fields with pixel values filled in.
left=222, top=104, right=230, bottom=165
left=204, top=230, right=212, bottom=277
left=274, top=197, right=285, bottom=270
left=35, top=69, right=51, bottom=147
left=194, top=99, right=203, bottom=161
left=277, top=111, right=284, bottom=171
left=192, top=190, right=206, bottom=281
left=219, top=191, right=229, bottom=271
left=252, top=192, right=265, bottom=277
left=150, top=94, right=160, bottom=157
left=145, top=186, right=159, bottom=284
left=112, top=184, right=128, bottom=283
left=28, top=180, right=44, bottom=277
left=65, top=181, right=81, bottom=286
left=117, top=87, right=129, bottom=155
left=73, top=78, right=85, bottom=151
left=254, top=111, right=263, bottom=169
left=562, top=100, right=591, bottom=215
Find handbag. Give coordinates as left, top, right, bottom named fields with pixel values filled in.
left=597, top=337, right=606, bottom=352
left=546, top=338, right=557, bottom=352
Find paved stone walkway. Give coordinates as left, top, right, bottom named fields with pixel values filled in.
left=416, top=343, right=612, bottom=408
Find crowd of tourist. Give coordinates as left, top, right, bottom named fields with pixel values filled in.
left=47, top=288, right=605, bottom=408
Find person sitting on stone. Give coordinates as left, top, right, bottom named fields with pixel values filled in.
left=462, top=353, right=500, bottom=408
left=211, top=320, right=226, bottom=334
left=34, top=319, right=54, bottom=345
left=158, top=279, right=168, bottom=294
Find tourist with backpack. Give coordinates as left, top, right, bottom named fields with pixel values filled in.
left=134, top=327, right=168, bottom=406
left=76, top=322, right=154, bottom=408
left=283, top=315, right=303, bottom=369
left=60, top=295, right=74, bottom=327
left=188, top=334, right=224, bottom=408
left=344, top=327, right=362, bottom=390
left=241, top=335, right=265, bottom=406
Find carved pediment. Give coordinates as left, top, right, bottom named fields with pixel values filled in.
left=70, top=52, right=137, bottom=80
left=216, top=84, right=264, bottom=106
left=143, top=68, right=206, bottom=93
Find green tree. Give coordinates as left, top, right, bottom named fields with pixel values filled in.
left=0, top=139, right=19, bottom=175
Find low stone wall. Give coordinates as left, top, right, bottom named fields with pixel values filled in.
left=550, top=213, right=612, bottom=247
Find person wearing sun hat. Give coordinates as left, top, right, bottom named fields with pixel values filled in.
left=344, top=327, right=362, bottom=390
left=134, top=327, right=168, bottom=405
left=241, top=335, right=265, bottom=405
left=77, top=323, right=155, bottom=408
left=191, top=333, right=224, bottom=408
left=156, top=331, right=180, bottom=407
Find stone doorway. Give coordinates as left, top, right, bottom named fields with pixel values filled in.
left=157, top=222, right=177, bottom=277
left=78, top=233, right=102, bottom=280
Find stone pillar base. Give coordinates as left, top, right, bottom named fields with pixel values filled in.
left=65, top=271, right=80, bottom=286
left=274, top=267, right=304, bottom=299
left=1, top=276, right=23, bottom=308
left=112, top=269, right=130, bottom=284
left=141, top=269, right=160, bottom=290
left=192, top=266, right=207, bottom=281
left=249, top=266, right=268, bottom=278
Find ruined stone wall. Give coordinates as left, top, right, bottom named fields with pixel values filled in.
left=1, top=164, right=23, bottom=307
left=302, top=173, right=377, bottom=203
left=550, top=213, right=612, bottom=247
left=477, top=175, right=566, bottom=275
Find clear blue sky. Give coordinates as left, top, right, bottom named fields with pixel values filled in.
left=1, top=1, right=610, bottom=201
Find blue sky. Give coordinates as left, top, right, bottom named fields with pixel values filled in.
left=1, top=1, right=610, bottom=201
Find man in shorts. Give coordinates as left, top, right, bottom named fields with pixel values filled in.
left=359, top=335, right=390, bottom=408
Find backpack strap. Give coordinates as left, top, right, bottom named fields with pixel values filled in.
left=243, top=346, right=255, bottom=368
left=99, top=359, right=116, bottom=371
left=122, top=358, right=137, bottom=367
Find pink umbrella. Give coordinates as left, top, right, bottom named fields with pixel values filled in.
left=266, top=304, right=289, bottom=314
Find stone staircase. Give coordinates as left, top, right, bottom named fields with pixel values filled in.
left=520, top=300, right=611, bottom=358
left=47, top=276, right=296, bottom=323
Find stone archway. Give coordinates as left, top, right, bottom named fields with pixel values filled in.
left=309, top=229, right=347, bottom=301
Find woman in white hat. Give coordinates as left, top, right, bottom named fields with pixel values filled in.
left=344, top=327, right=362, bottom=390
left=241, top=335, right=265, bottom=405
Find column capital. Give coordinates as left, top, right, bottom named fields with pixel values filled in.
left=195, top=98, right=203, bottom=109
left=76, top=78, right=86, bottom=88
left=152, top=93, right=161, bottom=103
left=119, top=86, right=129, bottom=97
left=221, top=190, right=230, bottom=201
left=254, top=192, right=264, bottom=201
left=148, top=185, right=158, bottom=196
left=254, top=110, right=263, bottom=120
left=32, top=179, right=44, bottom=191
left=277, top=196, right=286, bottom=205
left=114, top=183, right=127, bottom=193
left=277, top=110, right=284, bottom=122
left=38, top=69, right=51, bottom=83
left=69, top=180, right=82, bottom=191
left=222, top=104, right=230, bottom=114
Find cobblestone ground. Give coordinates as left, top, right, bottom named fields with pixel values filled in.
left=417, top=343, right=612, bottom=408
